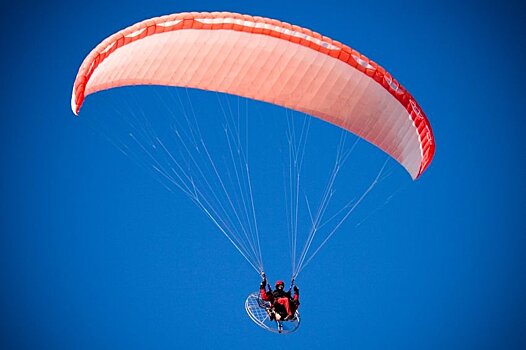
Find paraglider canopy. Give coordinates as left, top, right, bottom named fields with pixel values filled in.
left=71, top=11, right=435, bottom=179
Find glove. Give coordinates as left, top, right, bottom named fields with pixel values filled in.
left=260, top=272, right=267, bottom=287
left=293, top=286, right=299, bottom=293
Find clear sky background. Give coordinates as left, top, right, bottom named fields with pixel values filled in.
left=1, top=0, right=525, bottom=349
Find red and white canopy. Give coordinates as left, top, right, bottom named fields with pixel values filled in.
left=72, top=11, right=435, bottom=179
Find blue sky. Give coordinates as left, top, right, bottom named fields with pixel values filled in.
left=1, top=0, right=525, bottom=349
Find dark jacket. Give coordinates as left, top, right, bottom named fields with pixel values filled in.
left=260, top=283, right=299, bottom=303
left=271, top=289, right=292, bottom=300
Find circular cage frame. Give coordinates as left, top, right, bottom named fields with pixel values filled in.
left=245, top=292, right=300, bottom=334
